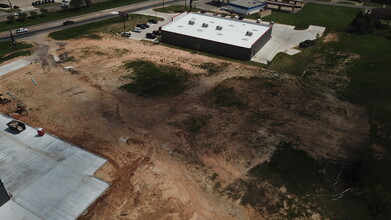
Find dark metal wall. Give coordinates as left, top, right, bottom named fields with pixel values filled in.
left=162, top=31, right=252, bottom=60
left=0, top=179, right=10, bottom=207
left=251, top=27, right=272, bottom=57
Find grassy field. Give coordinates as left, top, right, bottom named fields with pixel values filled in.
left=0, top=41, right=34, bottom=64
left=0, top=0, right=146, bottom=32
left=260, top=3, right=360, bottom=31
left=263, top=3, right=391, bottom=219
left=49, top=14, right=160, bottom=40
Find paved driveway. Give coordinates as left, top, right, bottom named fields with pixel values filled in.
left=252, top=24, right=325, bottom=64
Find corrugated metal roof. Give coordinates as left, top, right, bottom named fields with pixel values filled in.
left=0, top=114, right=109, bottom=220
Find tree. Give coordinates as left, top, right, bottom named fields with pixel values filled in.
left=39, top=8, right=48, bottom=17
left=70, top=0, right=84, bottom=8
left=85, top=0, right=92, bottom=7
left=17, top=12, right=27, bottom=21
left=29, top=11, right=38, bottom=18
left=6, top=15, right=14, bottom=23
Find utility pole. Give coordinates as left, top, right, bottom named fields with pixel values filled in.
left=7, top=0, right=12, bottom=9
left=9, top=29, right=16, bottom=48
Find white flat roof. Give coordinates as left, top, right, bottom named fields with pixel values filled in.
left=162, top=12, right=271, bottom=49
left=0, top=114, right=109, bottom=220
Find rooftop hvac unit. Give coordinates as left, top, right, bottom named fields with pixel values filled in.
left=246, top=31, right=253, bottom=36
left=202, top=23, right=209, bottom=28
left=216, top=25, right=223, bottom=30
left=188, top=20, right=195, bottom=25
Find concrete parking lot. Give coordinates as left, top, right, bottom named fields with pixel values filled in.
left=124, top=9, right=177, bottom=42
left=252, top=24, right=325, bottom=64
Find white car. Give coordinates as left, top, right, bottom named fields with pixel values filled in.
left=13, top=12, right=20, bottom=16
left=132, top=27, right=142, bottom=33
left=16, top=28, right=28, bottom=33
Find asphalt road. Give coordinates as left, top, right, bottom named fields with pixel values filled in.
left=0, top=0, right=182, bottom=41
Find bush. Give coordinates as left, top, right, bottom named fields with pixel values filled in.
left=39, top=8, right=48, bottom=15
left=17, top=12, right=27, bottom=20
left=6, top=15, right=14, bottom=23
left=29, top=11, right=38, bottom=18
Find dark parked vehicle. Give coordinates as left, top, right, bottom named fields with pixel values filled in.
left=221, top=14, right=227, bottom=17
left=148, top=19, right=158, bottom=24
left=136, top=24, right=146, bottom=29
left=152, top=30, right=161, bottom=36
left=200, top=10, right=206, bottom=14
left=146, top=33, right=156, bottom=39
left=143, top=23, right=150, bottom=28
left=0, top=3, right=10, bottom=8
left=238, top=15, right=244, bottom=20
left=63, top=20, right=74, bottom=25
left=299, top=40, right=315, bottom=48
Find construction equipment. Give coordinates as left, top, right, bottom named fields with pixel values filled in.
left=7, top=120, right=26, bottom=133
left=16, top=104, right=28, bottom=116
left=0, top=92, right=11, bottom=105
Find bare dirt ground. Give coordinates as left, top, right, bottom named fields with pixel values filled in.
left=0, top=33, right=369, bottom=219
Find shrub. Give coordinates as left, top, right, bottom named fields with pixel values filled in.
left=29, top=11, right=38, bottom=18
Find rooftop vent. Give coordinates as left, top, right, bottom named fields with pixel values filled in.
left=202, top=23, right=209, bottom=28
left=188, top=20, right=195, bottom=25
left=245, top=31, right=253, bottom=36
left=216, top=25, right=223, bottom=30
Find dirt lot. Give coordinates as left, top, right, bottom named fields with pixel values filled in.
left=0, top=33, right=369, bottom=219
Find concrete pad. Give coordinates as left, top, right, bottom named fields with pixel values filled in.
left=0, top=114, right=109, bottom=220
left=0, top=59, right=31, bottom=76
left=0, top=201, right=41, bottom=220
left=251, top=24, right=325, bottom=64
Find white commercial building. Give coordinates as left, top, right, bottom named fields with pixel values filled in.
left=161, top=12, right=272, bottom=60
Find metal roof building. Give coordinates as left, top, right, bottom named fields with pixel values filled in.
left=228, top=0, right=267, bottom=15
left=0, top=114, right=109, bottom=220
left=161, top=12, right=272, bottom=60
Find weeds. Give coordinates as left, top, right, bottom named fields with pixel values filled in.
left=121, top=60, right=189, bottom=97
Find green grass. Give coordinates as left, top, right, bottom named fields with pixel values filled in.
left=154, top=5, right=199, bottom=13
left=261, top=3, right=360, bottom=31
left=120, top=60, right=189, bottom=97
left=0, top=41, right=34, bottom=64
left=0, top=0, right=146, bottom=32
left=49, top=14, right=159, bottom=40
